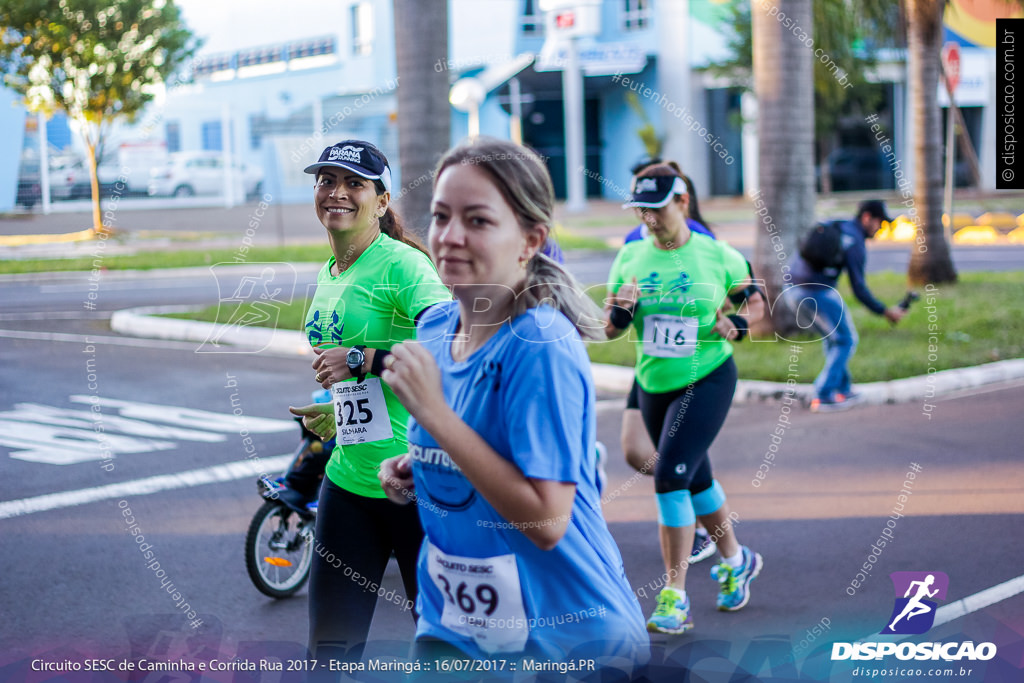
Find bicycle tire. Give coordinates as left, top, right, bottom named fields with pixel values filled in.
left=245, top=500, right=314, bottom=598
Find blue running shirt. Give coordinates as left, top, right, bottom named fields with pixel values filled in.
left=408, top=301, right=649, bottom=665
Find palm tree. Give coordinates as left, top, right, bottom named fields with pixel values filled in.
left=905, top=0, right=957, bottom=284
left=392, top=0, right=450, bottom=240
left=751, top=0, right=816, bottom=334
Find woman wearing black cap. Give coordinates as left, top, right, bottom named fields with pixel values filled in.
left=288, top=140, right=450, bottom=664
left=605, top=162, right=764, bottom=635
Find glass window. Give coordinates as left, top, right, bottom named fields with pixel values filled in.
left=623, top=0, right=650, bottom=30
left=201, top=121, right=223, bottom=151
left=165, top=121, right=181, bottom=153
left=522, top=0, right=543, bottom=35
left=352, top=2, right=374, bottom=56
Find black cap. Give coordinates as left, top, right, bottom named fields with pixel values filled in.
left=304, top=140, right=392, bottom=192
left=857, top=199, right=892, bottom=224
left=623, top=175, right=687, bottom=209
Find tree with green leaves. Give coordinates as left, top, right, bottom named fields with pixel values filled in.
left=0, top=0, right=197, bottom=234
left=710, top=0, right=897, bottom=192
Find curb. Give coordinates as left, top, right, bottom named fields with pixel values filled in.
left=110, top=306, right=1024, bottom=404
left=110, top=306, right=314, bottom=357
left=727, top=359, right=1024, bottom=406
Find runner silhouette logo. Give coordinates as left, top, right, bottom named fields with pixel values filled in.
left=882, top=571, right=949, bottom=635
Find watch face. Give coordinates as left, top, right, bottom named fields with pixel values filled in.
left=347, top=348, right=364, bottom=367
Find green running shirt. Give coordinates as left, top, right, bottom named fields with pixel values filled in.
left=608, top=232, right=749, bottom=393
left=305, top=232, right=451, bottom=498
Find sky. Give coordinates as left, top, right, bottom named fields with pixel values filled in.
left=174, top=0, right=344, bottom=55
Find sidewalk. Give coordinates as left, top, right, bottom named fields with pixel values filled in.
left=108, top=302, right=1024, bottom=407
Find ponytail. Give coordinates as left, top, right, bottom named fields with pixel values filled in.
left=378, top=204, right=429, bottom=256
left=515, top=253, right=605, bottom=341
left=680, top=174, right=713, bottom=236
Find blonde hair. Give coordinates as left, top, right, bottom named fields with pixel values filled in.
left=434, top=137, right=604, bottom=340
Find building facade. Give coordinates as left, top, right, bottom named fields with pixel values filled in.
left=0, top=0, right=1011, bottom=213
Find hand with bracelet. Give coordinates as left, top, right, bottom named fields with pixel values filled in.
left=311, top=344, right=393, bottom=388
left=605, top=276, right=640, bottom=337
left=713, top=279, right=764, bottom=342
left=712, top=310, right=748, bottom=342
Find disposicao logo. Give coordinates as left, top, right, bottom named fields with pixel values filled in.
left=883, top=571, right=948, bottom=635
left=831, top=572, right=997, bottom=662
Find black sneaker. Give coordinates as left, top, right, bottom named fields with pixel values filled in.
left=691, top=530, right=716, bottom=563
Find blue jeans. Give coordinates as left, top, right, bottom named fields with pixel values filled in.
left=786, top=284, right=858, bottom=401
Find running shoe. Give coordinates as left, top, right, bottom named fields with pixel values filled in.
left=690, top=529, right=716, bottom=563
left=646, top=587, right=694, bottom=634
left=711, top=546, right=762, bottom=611
left=836, top=391, right=864, bottom=406
left=595, top=441, right=608, bottom=494
left=809, top=395, right=855, bottom=413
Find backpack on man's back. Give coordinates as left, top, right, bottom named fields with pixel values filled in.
left=798, top=220, right=845, bottom=271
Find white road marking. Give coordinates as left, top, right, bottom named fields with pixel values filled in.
left=932, top=574, right=1024, bottom=629
left=0, top=398, right=294, bottom=465
left=0, top=311, right=109, bottom=320
left=0, top=453, right=294, bottom=520
left=0, top=328, right=202, bottom=351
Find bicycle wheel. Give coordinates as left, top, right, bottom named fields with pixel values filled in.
left=245, top=500, right=315, bottom=598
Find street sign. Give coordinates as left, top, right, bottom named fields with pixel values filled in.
left=942, top=42, right=961, bottom=91
left=539, top=0, right=601, bottom=39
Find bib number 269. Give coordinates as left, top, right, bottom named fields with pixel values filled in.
left=436, top=575, right=499, bottom=617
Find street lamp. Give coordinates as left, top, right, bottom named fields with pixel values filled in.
left=538, top=0, right=601, bottom=213
left=449, top=77, right=487, bottom=138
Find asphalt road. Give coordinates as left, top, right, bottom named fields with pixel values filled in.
left=0, top=271, right=1022, bottom=683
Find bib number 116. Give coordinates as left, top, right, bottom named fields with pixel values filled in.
left=643, top=314, right=698, bottom=358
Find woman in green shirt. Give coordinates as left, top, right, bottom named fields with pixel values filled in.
left=290, top=140, right=450, bottom=664
left=605, top=162, right=764, bottom=636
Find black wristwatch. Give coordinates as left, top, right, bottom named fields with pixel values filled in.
left=346, top=345, right=367, bottom=383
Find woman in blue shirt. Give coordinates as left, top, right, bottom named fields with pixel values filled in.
left=378, top=138, right=649, bottom=673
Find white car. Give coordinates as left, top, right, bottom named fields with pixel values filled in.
left=49, top=159, right=122, bottom=200
left=148, top=151, right=263, bottom=199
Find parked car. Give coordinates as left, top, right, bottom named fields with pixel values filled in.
left=148, top=151, right=263, bottom=199
left=49, top=159, right=121, bottom=200
left=817, top=147, right=896, bottom=192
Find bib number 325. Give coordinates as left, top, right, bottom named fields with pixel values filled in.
left=331, top=378, right=393, bottom=445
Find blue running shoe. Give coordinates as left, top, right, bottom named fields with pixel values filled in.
left=646, top=587, right=694, bottom=634
left=711, top=546, right=762, bottom=611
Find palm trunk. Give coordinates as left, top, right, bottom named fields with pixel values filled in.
left=905, top=0, right=957, bottom=284
left=392, top=0, right=450, bottom=241
left=751, top=0, right=816, bottom=335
